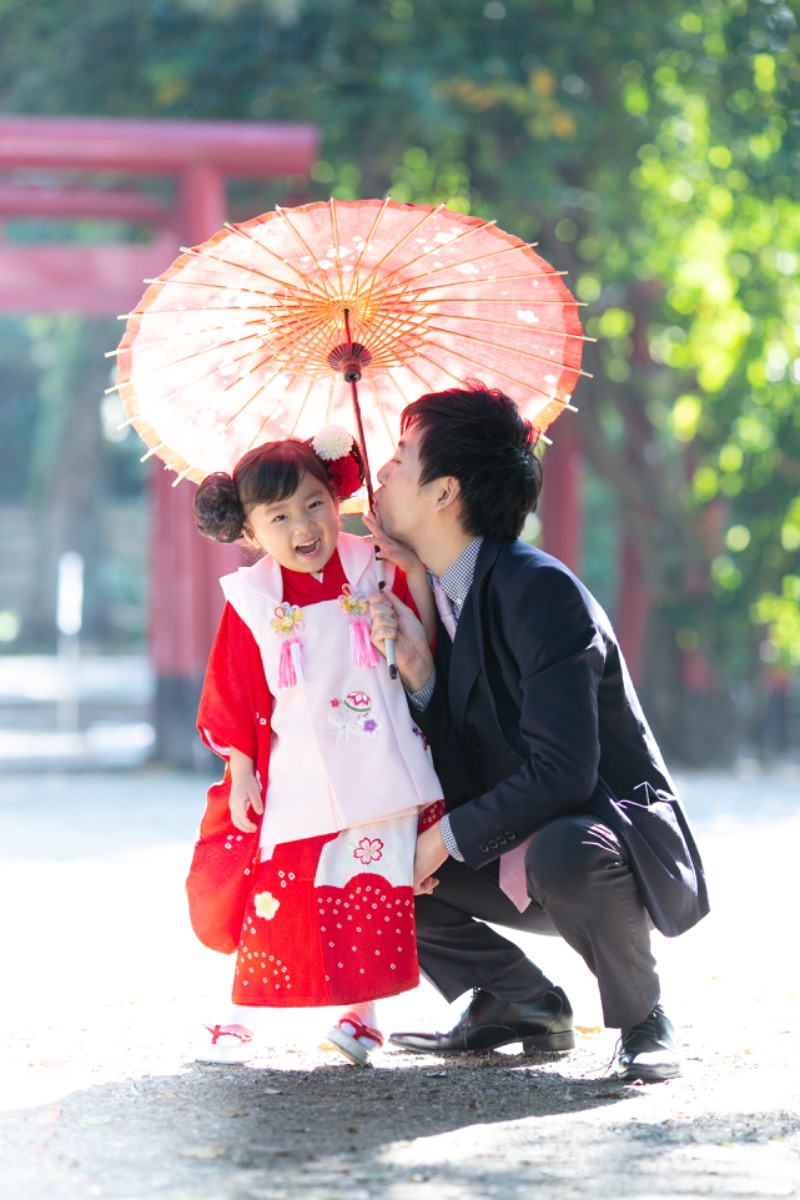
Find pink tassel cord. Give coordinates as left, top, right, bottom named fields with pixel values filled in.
left=277, top=637, right=307, bottom=689
left=271, top=604, right=306, bottom=689
left=349, top=617, right=380, bottom=669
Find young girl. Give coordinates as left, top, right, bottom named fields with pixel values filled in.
left=187, top=426, right=443, bottom=1067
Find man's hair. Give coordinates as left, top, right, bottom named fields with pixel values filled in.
left=400, top=382, right=543, bottom=540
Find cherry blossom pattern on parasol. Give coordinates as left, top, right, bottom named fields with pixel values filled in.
left=112, top=197, right=590, bottom=493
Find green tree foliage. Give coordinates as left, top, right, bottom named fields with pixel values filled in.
left=1, top=0, right=797, bottom=754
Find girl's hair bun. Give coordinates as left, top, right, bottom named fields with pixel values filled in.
left=194, top=472, right=246, bottom=544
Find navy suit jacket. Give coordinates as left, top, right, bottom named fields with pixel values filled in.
left=416, top=537, right=708, bottom=935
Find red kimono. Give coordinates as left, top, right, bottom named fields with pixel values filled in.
left=187, top=547, right=439, bottom=1008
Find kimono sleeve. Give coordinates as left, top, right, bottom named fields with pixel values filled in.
left=197, top=601, right=272, bottom=762
left=189, top=602, right=272, bottom=955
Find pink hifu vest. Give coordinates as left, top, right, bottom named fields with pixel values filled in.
left=221, top=533, right=442, bottom=851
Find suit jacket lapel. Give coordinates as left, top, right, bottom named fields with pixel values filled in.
left=446, top=539, right=504, bottom=736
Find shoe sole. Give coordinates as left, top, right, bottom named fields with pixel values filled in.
left=327, top=1026, right=372, bottom=1067
left=615, top=1063, right=681, bottom=1083
left=195, top=1049, right=253, bottom=1065
left=522, top=1030, right=575, bottom=1054
left=389, top=1029, right=575, bottom=1055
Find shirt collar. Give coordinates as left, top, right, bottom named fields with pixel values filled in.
left=432, top=537, right=484, bottom=608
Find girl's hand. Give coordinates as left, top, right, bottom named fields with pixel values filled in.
left=362, top=511, right=424, bottom=578
left=229, top=770, right=263, bottom=832
left=368, top=586, right=434, bottom=694
left=228, top=748, right=264, bottom=833
left=363, top=510, right=437, bottom=642
left=413, top=824, right=448, bottom=894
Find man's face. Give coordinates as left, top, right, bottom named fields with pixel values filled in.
left=375, top=423, right=431, bottom=550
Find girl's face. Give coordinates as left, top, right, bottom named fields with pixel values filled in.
left=243, top=471, right=340, bottom=573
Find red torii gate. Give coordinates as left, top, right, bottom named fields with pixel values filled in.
left=0, top=115, right=318, bottom=765
left=0, top=114, right=589, bottom=765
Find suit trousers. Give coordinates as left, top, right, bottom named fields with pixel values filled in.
left=415, top=813, right=660, bottom=1030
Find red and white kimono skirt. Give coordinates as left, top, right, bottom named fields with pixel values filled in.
left=187, top=544, right=443, bottom=1008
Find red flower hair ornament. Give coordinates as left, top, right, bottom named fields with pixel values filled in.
left=310, top=425, right=365, bottom=501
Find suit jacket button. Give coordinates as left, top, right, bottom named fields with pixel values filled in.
left=488, top=839, right=498, bottom=850
left=478, top=842, right=489, bottom=854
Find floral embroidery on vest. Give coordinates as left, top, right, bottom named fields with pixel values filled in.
left=411, top=724, right=430, bottom=752
left=352, top=837, right=384, bottom=864
left=328, top=691, right=381, bottom=741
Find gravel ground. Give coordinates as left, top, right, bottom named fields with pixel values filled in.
left=1, top=765, right=798, bottom=1199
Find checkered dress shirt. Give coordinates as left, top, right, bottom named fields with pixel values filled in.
left=409, top=538, right=483, bottom=861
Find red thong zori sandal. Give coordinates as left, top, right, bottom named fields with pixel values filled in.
left=196, top=1023, right=255, bottom=1065
left=326, top=1012, right=384, bottom=1067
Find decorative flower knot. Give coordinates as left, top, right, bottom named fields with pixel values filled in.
left=271, top=604, right=303, bottom=635
left=338, top=584, right=368, bottom=617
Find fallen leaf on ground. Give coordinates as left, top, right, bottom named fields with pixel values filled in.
left=33, top=1109, right=62, bottom=1126
left=178, top=1146, right=228, bottom=1159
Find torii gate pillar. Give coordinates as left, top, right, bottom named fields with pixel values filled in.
left=541, top=416, right=582, bottom=576
left=150, top=165, right=234, bottom=769
left=0, top=115, right=318, bottom=767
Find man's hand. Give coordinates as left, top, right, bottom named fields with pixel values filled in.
left=413, top=823, right=449, bottom=894
left=368, top=586, right=434, bottom=694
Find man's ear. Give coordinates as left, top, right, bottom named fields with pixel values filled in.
left=433, top=475, right=462, bottom=513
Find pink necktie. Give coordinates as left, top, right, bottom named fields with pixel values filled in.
left=499, top=836, right=534, bottom=912
left=431, top=576, right=457, bottom=641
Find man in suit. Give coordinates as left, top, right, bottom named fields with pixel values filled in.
left=366, top=384, right=708, bottom=1082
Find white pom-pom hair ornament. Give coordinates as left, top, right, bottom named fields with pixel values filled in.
left=312, top=425, right=354, bottom=462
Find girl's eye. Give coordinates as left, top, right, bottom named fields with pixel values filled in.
left=272, top=513, right=286, bottom=523
left=309, top=500, right=323, bottom=509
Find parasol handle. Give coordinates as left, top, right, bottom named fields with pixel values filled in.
left=346, top=374, right=398, bottom=681
left=335, top=310, right=398, bottom=681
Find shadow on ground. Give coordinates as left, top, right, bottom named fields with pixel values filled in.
left=4, top=1053, right=799, bottom=1200
left=3, top=1055, right=638, bottom=1198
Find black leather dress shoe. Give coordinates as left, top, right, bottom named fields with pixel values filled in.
left=615, top=1004, right=680, bottom=1082
left=388, top=986, right=575, bottom=1055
